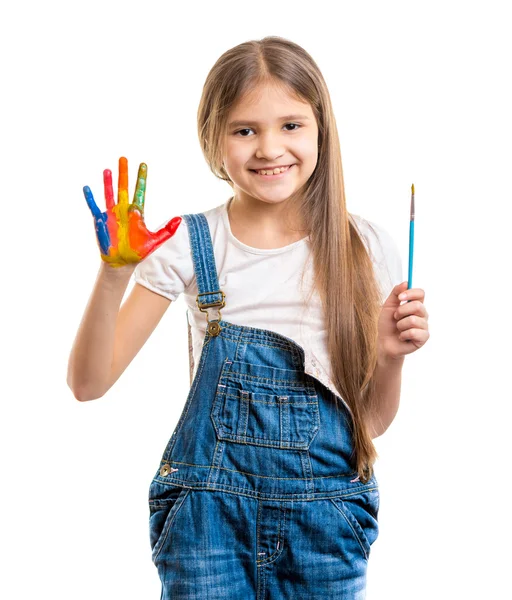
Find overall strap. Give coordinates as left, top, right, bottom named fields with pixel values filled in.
left=182, top=213, right=226, bottom=337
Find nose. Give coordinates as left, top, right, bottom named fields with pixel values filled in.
left=255, top=131, right=285, bottom=161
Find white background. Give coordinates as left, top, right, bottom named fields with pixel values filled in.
left=2, top=1, right=510, bottom=598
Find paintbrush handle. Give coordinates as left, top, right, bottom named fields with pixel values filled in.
left=407, top=219, right=414, bottom=290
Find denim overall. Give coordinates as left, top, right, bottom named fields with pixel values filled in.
left=148, top=213, right=380, bottom=599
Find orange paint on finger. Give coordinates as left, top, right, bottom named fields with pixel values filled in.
left=118, top=157, right=129, bottom=205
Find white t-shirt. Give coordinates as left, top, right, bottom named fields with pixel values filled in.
left=133, top=198, right=403, bottom=411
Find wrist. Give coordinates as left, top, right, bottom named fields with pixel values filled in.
left=377, top=350, right=405, bottom=369
left=99, top=260, right=136, bottom=282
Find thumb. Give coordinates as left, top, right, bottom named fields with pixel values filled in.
left=165, top=216, right=183, bottom=237
left=384, top=281, right=409, bottom=308
left=153, top=216, right=183, bottom=245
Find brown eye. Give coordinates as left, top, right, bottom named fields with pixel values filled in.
left=234, top=123, right=302, bottom=137
left=234, top=128, right=253, bottom=137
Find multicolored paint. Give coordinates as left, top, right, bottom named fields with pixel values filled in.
left=83, top=157, right=182, bottom=268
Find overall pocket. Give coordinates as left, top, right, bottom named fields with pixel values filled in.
left=329, top=488, right=380, bottom=561
left=211, top=358, right=320, bottom=449
left=148, top=481, right=190, bottom=562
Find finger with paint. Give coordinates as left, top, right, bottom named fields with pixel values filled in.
left=83, top=157, right=182, bottom=268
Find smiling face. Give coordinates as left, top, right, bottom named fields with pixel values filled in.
left=222, top=82, right=319, bottom=208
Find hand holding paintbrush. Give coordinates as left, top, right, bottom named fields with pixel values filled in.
left=377, top=184, right=430, bottom=361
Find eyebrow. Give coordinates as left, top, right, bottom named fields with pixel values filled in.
left=228, top=114, right=311, bottom=128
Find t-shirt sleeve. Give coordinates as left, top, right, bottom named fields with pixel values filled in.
left=353, top=216, right=404, bottom=304
left=132, top=217, right=194, bottom=302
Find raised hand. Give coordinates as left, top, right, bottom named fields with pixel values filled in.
left=378, top=281, right=430, bottom=361
left=83, top=156, right=182, bottom=268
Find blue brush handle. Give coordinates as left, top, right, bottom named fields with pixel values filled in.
left=407, top=219, right=414, bottom=290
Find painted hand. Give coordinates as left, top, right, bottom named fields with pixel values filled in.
left=378, top=281, right=430, bottom=360
left=83, top=156, right=182, bottom=268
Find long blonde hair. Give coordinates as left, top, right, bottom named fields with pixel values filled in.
left=196, top=36, right=383, bottom=483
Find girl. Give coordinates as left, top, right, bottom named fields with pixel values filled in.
left=68, top=36, right=429, bottom=599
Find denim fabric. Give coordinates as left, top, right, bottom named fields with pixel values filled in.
left=148, top=213, right=380, bottom=599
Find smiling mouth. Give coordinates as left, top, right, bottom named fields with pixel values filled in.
left=250, top=164, right=296, bottom=178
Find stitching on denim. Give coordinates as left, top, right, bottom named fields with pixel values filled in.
left=198, top=213, right=222, bottom=295
left=221, top=359, right=308, bottom=377
left=210, top=429, right=312, bottom=448
left=153, top=476, right=378, bottom=501
left=221, top=371, right=315, bottom=389
left=298, top=449, right=315, bottom=495
left=212, top=386, right=319, bottom=447
left=256, top=498, right=263, bottom=564
left=224, top=321, right=303, bottom=345
left=291, top=346, right=302, bottom=369
left=233, top=329, right=244, bottom=363
left=256, top=533, right=267, bottom=599
left=210, top=425, right=314, bottom=447
left=152, top=487, right=190, bottom=563
left=256, top=503, right=286, bottom=566
left=191, top=215, right=208, bottom=295
left=221, top=335, right=296, bottom=352
left=217, top=327, right=301, bottom=350
left=185, top=212, right=224, bottom=318
left=158, top=460, right=365, bottom=483
left=222, top=391, right=318, bottom=405
left=184, top=215, right=201, bottom=292
left=329, top=498, right=370, bottom=560
left=270, top=504, right=288, bottom=565
left=213, top=435, right=311, bottom=447
left=162, top=326, right=211, bottom=462
left=207, top=440, right=225, bottom=486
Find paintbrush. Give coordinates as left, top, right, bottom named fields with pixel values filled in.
left=407, top=183, right=415, bottom=299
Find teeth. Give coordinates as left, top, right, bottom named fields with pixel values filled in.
left=257, top=165, right=291, bottom=175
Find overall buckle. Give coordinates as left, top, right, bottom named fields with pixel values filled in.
left=196, top=290, right=226, bottom=337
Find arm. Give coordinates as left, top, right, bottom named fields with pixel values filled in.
left=66, top=262, right=171, bottom=401
left=369, top=354, right=405, bottom=439
left=370, top=280, right=429, bottom=438
left=69, top=157, right=183, bottom=401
